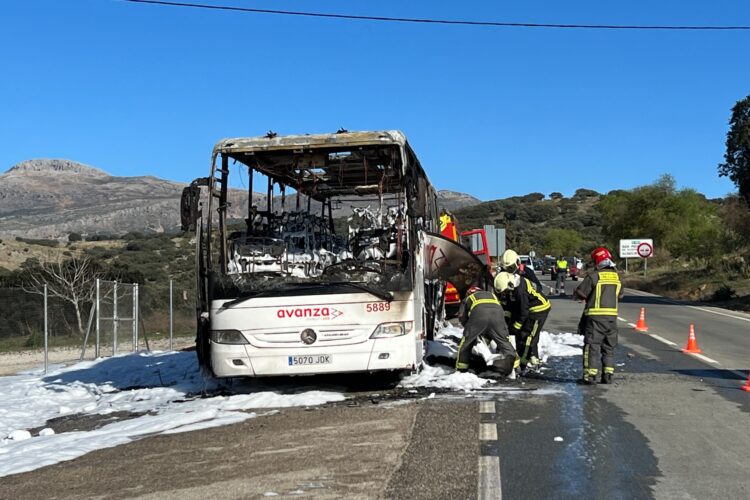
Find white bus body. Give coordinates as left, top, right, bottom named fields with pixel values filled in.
left=182, top=130, right=446, bottom=378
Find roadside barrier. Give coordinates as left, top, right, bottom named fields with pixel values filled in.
left=634, top=307, right=649, bottom=332
left=681, top=324, right=702, bottom=354
left=741, top=372, right=750, bottom=392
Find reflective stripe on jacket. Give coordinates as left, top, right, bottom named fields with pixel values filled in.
left=584, top=270, right=622, bottom=316
left=467, top=291, right=501, bottom=316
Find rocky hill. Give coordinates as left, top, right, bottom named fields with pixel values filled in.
left=0, top=159, right=481, bottom=239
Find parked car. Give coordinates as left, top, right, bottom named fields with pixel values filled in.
left=519, top=254, right=535, bottom=272
left=541, top=257, right=556, bottom=275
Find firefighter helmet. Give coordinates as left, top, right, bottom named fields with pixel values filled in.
left=591, top=246, right=612, bottom=266
left=500, top=249, right=520, bottom=272
left=494, top=271, right=519, bottom=293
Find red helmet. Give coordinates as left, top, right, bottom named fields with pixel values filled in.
left=591, top=247, right=612, bottom=266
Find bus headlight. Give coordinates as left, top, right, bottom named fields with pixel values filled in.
left=370, top=321, right=413, bottom=339
left=210, top=329, right=249, bottom=344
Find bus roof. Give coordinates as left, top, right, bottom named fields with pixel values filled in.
left=213, top=130, right=408, bottom=155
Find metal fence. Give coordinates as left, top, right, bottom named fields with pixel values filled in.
left=80, top=279, right=140, bottom=359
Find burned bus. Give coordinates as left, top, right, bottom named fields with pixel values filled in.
left=180, top=130, right=483, bottom=378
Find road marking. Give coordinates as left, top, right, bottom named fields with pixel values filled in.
left=478, top=456, right=502, bottom=500
left=688, top=353, right=719, bottom=364
left=648, top=334, right=677, bottom=346
left=480, top=401, right=496, bottom=413
left=627, top=323, right=637, bottom=328
left=480, top=423, right=498, bottom=441
left=617, top=316, right=627, bottom=322
left=625, top=288, right=750, bottom=323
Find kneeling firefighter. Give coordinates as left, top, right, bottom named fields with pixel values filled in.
left=494, top=271, right=551, bottom=371
left=456, top=285, right=519, bottom=376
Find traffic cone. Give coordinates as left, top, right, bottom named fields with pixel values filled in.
left=681, top=324, right=702, bottom=354
left=742, top=373, right=750, bottom=392
left=634, top=307, right=649, bottom=332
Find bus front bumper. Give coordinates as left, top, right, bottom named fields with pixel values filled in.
left=209, top=336, right=418, bottom=377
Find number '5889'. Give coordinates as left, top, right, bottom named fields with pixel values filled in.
left=366, top=302, right=391, bottom=312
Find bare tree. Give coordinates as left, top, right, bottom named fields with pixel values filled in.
left=20, top=255, right=106, bottom=337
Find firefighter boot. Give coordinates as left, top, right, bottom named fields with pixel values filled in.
left=601, top=373, right=613, bottom=384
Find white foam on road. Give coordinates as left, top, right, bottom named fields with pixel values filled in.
left=0, top=351, right=345, bottom=477
left=400, top=363, right=495, bottom=391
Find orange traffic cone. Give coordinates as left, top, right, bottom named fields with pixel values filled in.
left=634, top=307, right=649, bottom=332
left=681, top=324, right=702, bottom=354
left=742, top=373, right=750, bottom=392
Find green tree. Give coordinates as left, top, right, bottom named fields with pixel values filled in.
left=598, top=175, right=723, bottom=260
left=718, top=94, right=750, bottom=204
left=544, top=228, right=583, bottom=256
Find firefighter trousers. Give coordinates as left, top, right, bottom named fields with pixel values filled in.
left=581, top=316, right=618, bottom=380
left=457, top=319, right=517, bottom=376
left=516, top=311, right=549, bottom=367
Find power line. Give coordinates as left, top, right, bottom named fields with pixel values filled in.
left=119, top=0, right=750, bottom=31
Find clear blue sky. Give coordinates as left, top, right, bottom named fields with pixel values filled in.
left=2, top=0, right=749, bottom=200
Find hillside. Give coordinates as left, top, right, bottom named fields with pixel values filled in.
left=453, top=190, right=603, bottom=255
left=0, top=159, right=481, bottom=239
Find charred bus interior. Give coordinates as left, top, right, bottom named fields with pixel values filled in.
left=201, top=133, right=439, bottom=302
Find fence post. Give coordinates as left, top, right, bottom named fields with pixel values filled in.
left=44, top=284, right=48, bottom=374
left=113, top=281, right=118, bottom=356
left=169, top=279, right=173, bottom=351
left=95, top=278, right=100, bottom=358
left=132, top=283, right=137, bottom=353
left=135, top=283, right=140, bottom=351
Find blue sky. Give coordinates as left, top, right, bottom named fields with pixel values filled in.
left=2, top=0, right=749, bottom=200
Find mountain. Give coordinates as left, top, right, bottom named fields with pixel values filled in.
left=0, top=159, right=482, bottom=239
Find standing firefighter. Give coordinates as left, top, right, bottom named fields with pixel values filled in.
left=555, top=256, right=569, bottom=295
left=574, top=247, right=624, bottom=385
left=494, top=271, right=551, bottom=372
left=456, top=286, right=519, bottom=376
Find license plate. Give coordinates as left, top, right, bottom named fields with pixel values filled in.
left=288, top=354, right=332, bottom=366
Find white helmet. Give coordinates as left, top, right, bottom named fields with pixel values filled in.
left=494, top=271, right=520, bottom=293
left=500, top=249, right=520, bottom=272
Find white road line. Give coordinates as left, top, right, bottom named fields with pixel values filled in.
left=480, top=401, right=496, bottom=414
left=648, top=334, right=677, bottom=346
left=617, top=317, right=627, bottom=322
left=625, top=288, right=750, bottom=323
left=478, top=456, right=502, bottom=500
left=684, top=305, right=750, bottom=323
left=688, top=353, right=720, bottom=364
left=480, top=423, right=498, bottom=441
left=627, top=323, right=637, bottom=328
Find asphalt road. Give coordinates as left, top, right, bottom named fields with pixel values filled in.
left=3, top=276, right=750, bottom=499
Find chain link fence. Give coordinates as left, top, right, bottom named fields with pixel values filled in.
left=1, top=279, right=196, bottom=375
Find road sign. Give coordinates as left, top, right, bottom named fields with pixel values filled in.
left=619, top=239, right=654, bottom=259
left=636, top=241, right=653, bottom=258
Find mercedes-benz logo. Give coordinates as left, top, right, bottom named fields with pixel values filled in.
left=300, top=329, right=317, bottom=345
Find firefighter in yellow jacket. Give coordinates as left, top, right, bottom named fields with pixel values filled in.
left=456, top=286, right=519, bottom=376
left=494, top=271, right=551, bottom=372
left=574, top=247, right=624, bottom=385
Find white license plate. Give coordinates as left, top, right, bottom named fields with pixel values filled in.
left=288, top=354, right=332, bottom=366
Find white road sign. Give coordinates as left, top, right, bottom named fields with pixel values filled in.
left=619, top=239, right=654, bottom=259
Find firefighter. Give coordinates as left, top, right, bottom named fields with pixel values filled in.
left=574, top=247, right=624, bottom=385
left=494, top=271, right=551, bottom=372
left=499, top=249, right=544, bottom=293
left=456, top=285, right=518, bottom=376
left=555, top=255, right=569, bottom=295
